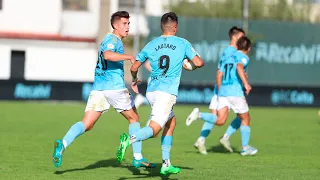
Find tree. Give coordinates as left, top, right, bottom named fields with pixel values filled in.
left=169, top=0, right=313, bottom=23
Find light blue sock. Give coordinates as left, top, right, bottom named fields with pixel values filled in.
left=161, top=136, right=172, bottom=160
left=133, top=126, right=153, bottom=141
left=62, top=121, right=85, bottom=148
left=200, top=122, right=214, bottom=138
left=129, top=122, right=142, bottom=155
left=200, top=112, right=217, bottom=124
left=225, top=117, right=241, bottom=137
left=240, top=125, right=251, bottom=148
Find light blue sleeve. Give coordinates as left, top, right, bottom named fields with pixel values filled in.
left=136, top=45, right=149, bottom=63
left=185, top=41, right=199, bottom=60
left=101, top=36, right=117, bottom=52
left=237, top=56, right=249, bottom=67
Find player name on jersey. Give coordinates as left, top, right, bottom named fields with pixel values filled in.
left=155, top=43, right=176, bottom=51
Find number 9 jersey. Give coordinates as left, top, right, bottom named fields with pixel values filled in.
left=136, top=36, right=199, bottom=96
left=218, top=51, right=250, bottom=97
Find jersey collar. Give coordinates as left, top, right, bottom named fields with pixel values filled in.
left=108, top=33, right=122, bottom=40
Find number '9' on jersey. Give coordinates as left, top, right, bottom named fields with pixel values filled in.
left=136, top=36, right=199, bottom=96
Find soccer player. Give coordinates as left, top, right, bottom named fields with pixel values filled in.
left=186, top=27, right=245, bottom=154
left=188, top=36, right=257, bottom=156
left=116, top=12, right=204, bottom=175
left=52, top=11, right=155, bottom=168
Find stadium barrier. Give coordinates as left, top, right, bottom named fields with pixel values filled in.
left=0, top=80, right=319, bottom=107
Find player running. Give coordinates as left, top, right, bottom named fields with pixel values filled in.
left=116, top=12, right=204, bottom=175
left=52, top=11, right=155, bottom=168
left=186, top=26, right=245, bottom=154
left=188, top=36, right=257, bottom=156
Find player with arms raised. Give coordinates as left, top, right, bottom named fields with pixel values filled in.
left=52, top=11, right=155, bottom=168
left=186, top=27, right=245, bottom=154
left=116, top=12, right=204, bottom=175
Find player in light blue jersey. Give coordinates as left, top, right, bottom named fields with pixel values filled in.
left=186, top=27, right=245, bottom=154
left=116, top=12, right=204, bottom=175
left=52, top=11, right=155, bottom=168
left=216, top=36, right=257, bottom=156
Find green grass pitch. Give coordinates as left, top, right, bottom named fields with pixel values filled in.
left=1, top=101, right=320, bottom=180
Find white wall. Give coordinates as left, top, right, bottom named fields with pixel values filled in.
left=61, top=0, right=101, bottom=38
left=0, top=0, right=100, bottom=38
left=0, top=45, right=11, bottom=80
left=0, top=0, right=61, bottom=34
left=25, top=47, right=97, bottom=82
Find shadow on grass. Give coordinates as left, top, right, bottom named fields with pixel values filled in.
left=54, top=158, right=193, bottom=180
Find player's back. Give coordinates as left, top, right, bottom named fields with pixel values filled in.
left=137, top=35, right=198, bottom=96
left=218, top=51, right=250, bottom=97
left=218, top=46, right=237, bottom=69
left=213, top=45, right=238, bottom=94
left=92, top=33, right=126, bottom=91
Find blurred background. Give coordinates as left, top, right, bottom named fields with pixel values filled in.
left=0, top=0, right=319, bottom=107
left=1, top=1, right=320, bottom=179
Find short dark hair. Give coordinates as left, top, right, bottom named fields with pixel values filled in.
left=161, top=12, right=178, bottom=30
left=110, top=11, right=130, bottom=29
left=228, top=26, right=245, bottom=39
left=237, top=36, right=251, bottom=51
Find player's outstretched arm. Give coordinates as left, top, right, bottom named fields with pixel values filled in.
left=104, top=51, right=135, bottom=63
left=190, top=56, right=204, bottom=69
left=130, top=61, right=143, bottom=93
left=237, top=63, right=251, bottom=95
left=216, top=70, right=223, bottom=90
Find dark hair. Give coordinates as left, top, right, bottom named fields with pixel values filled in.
left=110, top=11, right=130, bottom=29
left=228, top=26, right=245, bottom=39
left=237, top=36, right=251, bottom=51
left=161, top=12, right=178, bottom=30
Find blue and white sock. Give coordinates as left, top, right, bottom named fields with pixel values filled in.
left=129, top=122, right=142, bottom=160
left=130, top=126, right=154, bottom=143
left=62, top=121, right=86, bottom=148
left=240, top=125, right=251, bottom=148
left=198, top=122, right=214, bottom=143
left=161, top=136, right=172, bottom=164
left=223, top=117, right=241, bottom=140
left=199, top=112, right=217, bottom=124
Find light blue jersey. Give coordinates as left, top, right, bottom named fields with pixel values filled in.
left=213, top=46, right=237, bottom=94
left=218, top=51, right=250, bottom=97
left=92, top=33, right=126, bottom=90
left=136, top=35, right=198, bottom=96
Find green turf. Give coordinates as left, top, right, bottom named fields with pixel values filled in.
left=1, top=101, right=320, bottom=180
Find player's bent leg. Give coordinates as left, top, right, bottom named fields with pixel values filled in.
left=160, top=116, right=180, bottom=175
left=120, top=108, right=155, bottom=168
left=116, top=119, right=159, bottom=162
left=186, top=107, right=199, bottom=126
left=194, top=109, right=217, bottom=155
left=238, top=112, right=257, bottom=156
left=53, top=90, right=107, bottom=168
left=116, top=91, right=175, bottom=162
left=222, top=116, right=241, bottom=141
left=215, top=107, right=229, bottom=126
left=220, top=116, right=241, bottom=153
left=53, top=111, right=102, bottom=168
left=134, top=93, right=146, bottom=109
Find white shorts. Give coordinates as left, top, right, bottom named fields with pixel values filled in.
left=146, top=91, right=176, bottom=128
left=85, top=89, right=134, bottom=113
left=217, top=96, right=249, bottom=114
left=209, top=94, right=218, bottom=110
